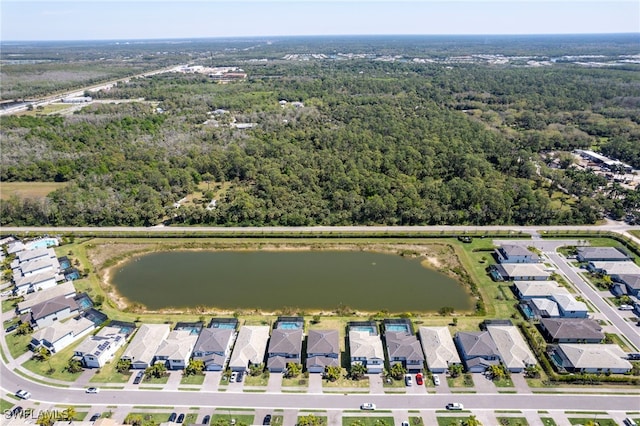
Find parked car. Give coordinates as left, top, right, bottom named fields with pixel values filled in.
left=5, top=324, right=19, bottom=333
left=263, top=414, right=272, bottom=425
left=433, top=375, right=441, bottom=386
left=236, top=371, right=244, bottom=382
left=405, top=374, right=413, bottom=386
left=90, top=413, right=101, bottom=422
left=446, top=403, right=464, bottom=410
left=133, top=371, right=144, bottom=384
left=230, top=371, right=238, bottom=383
left=401, top=422, right=409, bottom=426
left=177, top=413, right=185, bottom=423
left=15, top=390, right=31, bottom=400
left=619, top=304, right=634, bottom=311
left=624, top=418, right=638, bottom=426
left=415, top=373, right=424, bottom=385
left=202, top=415, right=211, bottom=425
left=168, top=413, right=177, bottom=422
left=86, top=387, right=99, bottom=394
left=360, top=403, right=376, bottom=410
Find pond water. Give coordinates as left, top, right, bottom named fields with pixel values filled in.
left=110, top=251, right=474, bottom=312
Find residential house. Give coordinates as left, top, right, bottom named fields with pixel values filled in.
left=552, top=293, right=588, bottom=318
left=306, top=329, right=340, bottom=374
left=228, top=326, right=270, bottom=372
left=576, top=247, right=631, bottom=262
left=550, top=344, right=632, bottom=374
left=192, top=327, right=236, bottom=371
left=121, top=324, right=170, bottom=370
left=527, top=298, right=560, bottom=318
left=13, top=270, right=64, bottom=296
left=29, top=295, right=79, bottom=328
left=17, top=281, right=76, bottom=314
left=384, top=331, right=425, bottom=373
left=14, top=257, right=61, bottom=278
left=513, top=281, right=569, bottom=300
left=454, top=331, right=501, bottom=373
left=74, top=326, right=128, bottom=368
left=495, top=245, right=540, bottom=264
left=614, top=274, right=640, bottom=297
left=30, top=316, right=95, bottom=353
left=6, top=240, right=25, bottom=254
left=155, top=329, right=199, bottom=370
left=12, top=247, right=57, bottom=266
left=267, top=328, right=303, bottom=373
left=493, top=264, right=551, bottom=281
left=588, top=261, right=640, bottom=276
left=348, top=329, right=385, bottom=374
left=486, top=325, right=537, bottom=373
left=539, top=318, right=604, bottom=343
left=417, top=326, right=462, bottom=373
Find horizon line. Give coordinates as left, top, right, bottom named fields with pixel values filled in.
left=2, top=32, right=639, bottom=43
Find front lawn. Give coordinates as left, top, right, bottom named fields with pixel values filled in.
left=211, top=414, right=255, bottom=425
left=180, top=373, right=205, bottom=385
left=496, top=417, right=529, bottom=425
left=143, top=374, right=169, bottom=385
left=323, top=368, right=370, bottom=388
left=282, top=376, right=308, bottom=387
left=297, top=415, right=327, bottom=426
left=493, top=377, right=515, bottom=387
left=568, top=418, right=617, bottom=426
left=343, top=416, right=395, bottom=426
left=5, top=332, right=32, bottom=359
left=90, top=346, right=132, bottom=383
left=540, top=418, right=557, bottom=426
left=243, top=372, right=270, bottom=386
left=22, top=340, right=84, bottom=382
left=447, top=374, right=474, bottom=388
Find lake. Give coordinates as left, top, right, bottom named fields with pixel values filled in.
left=110, top=251, right=474, bottom=312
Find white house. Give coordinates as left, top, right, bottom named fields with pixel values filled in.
left=29, top=295, right=79, bottom=328
left=13, top=270, right=63, bottom=296
left=486, top=325, right=537, bottom=373
left=17, top=281, right=77, bottom=314
left=348, top=330, right=385, bottom=374
left=30, top=317, right=95, bottom=354
left=74, top=326, right=128, bottom=368
left=121, top=324, right=170, bottom=370
left=495, top=245, right=540, bottom=264
left=417, top=326, right=462, bottom=373
left=550, top=344, right=632, bottom=374
left=228, top=326, right=270, bottom=372
left=155, top=330, right=198, bottom=370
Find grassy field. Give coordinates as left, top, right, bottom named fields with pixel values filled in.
left=567, top=418, right=617, bottom=426
left=180, top=373, right=205, bottom=385
left=89, top=345, right=132, bottom=383
left=0, top=182, right=67, bottom=200
left=22, top=337, right=84, bottom=382
left=343, top=416, right=395, bottom=426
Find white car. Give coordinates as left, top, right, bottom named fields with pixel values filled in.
left=86, top=387, right=99, bottom=394
left=360, top=403, right=376, bottom=410
left=433, top=375, right=440, bottom=386
left=446, top=403, right=464, bottom=410
left=230, top=372, right=238, bottom=383
left=405, top=374, right=413, bottom=386
left=16, top=390, right=31, bottom=400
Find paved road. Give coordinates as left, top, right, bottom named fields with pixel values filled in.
left=548, top=251, right=640, bottom=350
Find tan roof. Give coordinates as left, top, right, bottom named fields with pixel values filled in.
left=228, top=326, right=270, bottom=369
left=155, top=330, right=198, bottom=361
left=32, top=317, right=95, bottom=345
left=349, top=330, right=384, bottom=360
left=558, top=344, right=632, bottom=370
left=418, top=326, right=461, bottom=370
left=121, top=323, right=170, bottom=365
left=486, top=325, right=537, bottom=370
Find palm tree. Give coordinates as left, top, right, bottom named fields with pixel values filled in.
left=464, top=415, right=482, bottom=426
left=63, top=407, right=77, bottom=421
left=389, top=363, right=406, bottom=380
left=349, top=363, right=367, bottom=380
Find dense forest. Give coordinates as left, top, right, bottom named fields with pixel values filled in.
left=1, top=35, right=639, bottom=226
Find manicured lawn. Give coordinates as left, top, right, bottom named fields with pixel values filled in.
left=5, top=332, right=31, bottom=359
left=409, top=416, right=424, bottom=426
left=436, top=417, right=470, bottom=426
left=90, top=346, right=131, bottom=383
left=495, top=417, right=529, bottom=426
left=1, top=398, right=14, bottom=412
left=540, top=418, right=558, bottom=426
left=242, top=372, right=269, bottom=386
left=282, top=376, right=308, bottom=387
left=143, top=374, right=169, bottom=385
left=211, top=414, right=255, bottom=425
left=324, top=373, right=370, bottom=389
left=180, top=373, right=205, bottom=385
left=382, top=377, right=407, bottom=388
left=297, top=415, right=327, bottom=426
left=493, top=377, right=515, bottom=387
left=447, top=374, right=474, bottom=388
left=343, top=417, right=395, bottom=426
left=2, top=297, right=22, bottom=313
left=125, top=412, right=174, bottom=425
left=568, top=418, right=617, bottom=426
left=22, top=338, right=84, bottom=382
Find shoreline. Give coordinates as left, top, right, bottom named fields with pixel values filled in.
left=94, top=241, right=475, bottom=316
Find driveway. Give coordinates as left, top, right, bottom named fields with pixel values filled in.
left=267, top=372, right=282, bottom=393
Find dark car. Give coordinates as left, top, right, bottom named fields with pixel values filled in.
left=90, top=413, right=101, bottom=422
left=5, top=324, right=19, bottom=333
left=236, top=371, right=244, bottom=382
left=202, top=415, right=211, bottom=425
left=168, top=413, right=177, bottom=422
left=177, top=413, right=185, bottom=423
left=133, top=371, right=144, bottom=384
left=263, top=414, right=272, bottom=425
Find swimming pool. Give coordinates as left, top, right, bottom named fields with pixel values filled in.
left=26, top=238, right=59, bottom=250
left=211, top=323, right=237, bottom=329
left=277, top=322, right=302, bottom=330
left=350, top=326, right=376, bottom=334
left=386, top=324, right=410, bottom=333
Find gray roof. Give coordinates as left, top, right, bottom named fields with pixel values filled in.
left=500, top=245, right=538, bottom=258
left=385, top=331, right=425, bottom=362
left=30, top=295, right=78, bottom=321
left=306, top=355, right=339, bottom=369
left=268, top=328, right=303, bottom=356
left=32, top=317, right=95, bottom=345
left=590, top=262, right=640, bottom=276
left=496, top=264, right=551, bottom=279
left=513, top=281, right=569, bottom=298
left=456, top=331, right=500, bottom=358
left=16, top=247, right=55, bottom=263
left=486, top=325, right=537, bottom=370
left=267, top=355, right=289, bottom=370
left=17, top=281, right=76, bottom=313
left=121, top=323, right=170, bottom=365
left=193, top=328, right=234, bottom=354
left=307, top=330, right=339, bottom=356
left=617, top=274, right=640, bottom=290
left=540, top=318, right=604, bottom=341
left=577, top=247, right=629, bottom=261
left=228, top=326, right=270, bottom=369
left=556, top=344, right=632, bottom=370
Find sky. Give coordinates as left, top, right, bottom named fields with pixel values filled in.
left=1, top=0, right=638, bottom=41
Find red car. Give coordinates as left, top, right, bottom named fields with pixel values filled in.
left=415, top=373, right=424, bottom=385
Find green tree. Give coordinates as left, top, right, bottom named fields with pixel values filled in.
left=323, top=366, right=341, bottom=382
left=524, top=364, right=540, bottom=378
left=145, top=362, right=167, bottom=378
left=116, top=358, right=132, bottom=374
left=16, top=322, right=33, bottom=336
left=249, top=363, right=264, bottom=376
left=464, top=415, right=482, bottom=426
left=438, top=306, right=454, bottom=316
left=32, top=347, right=51, bottom=362
left=349, top=362, right=367, bottom=380
left=298, top=415, right=324, bottom=426
left=63, top=407, right=76, bottom=421
left=449, top=364, right=464, bottom=378
left=185, top=359, right=205, bottom=376
left=66, top=358, right=83, bottom=373
left=389, top=363, right=407, bottom=380
left=285, top=362, right=303, bottom=378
